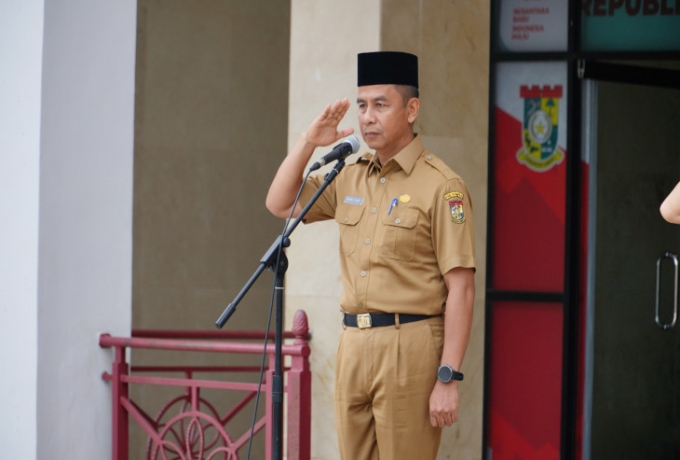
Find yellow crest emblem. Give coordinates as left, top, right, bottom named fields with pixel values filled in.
left=444, top=192, right=465, bottom=224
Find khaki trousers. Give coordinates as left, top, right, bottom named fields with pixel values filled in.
left=334, top=315, right=444, bottom=460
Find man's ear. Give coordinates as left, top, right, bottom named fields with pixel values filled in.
left=407, top=97, right=420, bottom=124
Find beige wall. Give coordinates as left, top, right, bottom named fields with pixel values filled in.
left=133, top=2, right=290, bottom=325
left=287, top=1, right=489, bottom=459
left=132, top=1, right=290, bottom=458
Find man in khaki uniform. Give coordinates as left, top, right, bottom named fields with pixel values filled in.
left=266, top=51, right=475, bottom=460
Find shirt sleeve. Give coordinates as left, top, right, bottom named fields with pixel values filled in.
left=431, top=177, right=476, bottom=275
left=298, top=173, right=338, bottom=223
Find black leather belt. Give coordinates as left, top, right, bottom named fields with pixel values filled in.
left=343, top=312, right=434, bottom=329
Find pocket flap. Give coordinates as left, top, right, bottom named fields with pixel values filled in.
left=335, top=203, right=364, bottom=226
left=382, top=208, right=419, bottom=228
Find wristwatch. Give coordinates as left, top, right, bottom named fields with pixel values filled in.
left=437, top=364, right=464, bottom=383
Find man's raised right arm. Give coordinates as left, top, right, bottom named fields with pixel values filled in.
left=265, top=135, right=319, bottom=219
left=265, top=99, right=354, bottom=219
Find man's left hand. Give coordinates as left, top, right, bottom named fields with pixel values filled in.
left=429, top=381, right=459, bottom=427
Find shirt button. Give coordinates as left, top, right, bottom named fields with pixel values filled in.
left=395, top=218, right=401, bottom=224
left=365, top=238, right=371, bottom=245
left=343, top=216, right=349, bottom=222
left=360, top=270, right=367, bottom=277
left=380, top=177, right=386, bottom=184
left=372, top=207, right=377, bottom=214
left=358, top=302, right=364, bottom=308
left=427, top=155, right=433, bottom=160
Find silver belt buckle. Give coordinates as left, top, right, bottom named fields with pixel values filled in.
left=356, top=313, right=372, bottom=329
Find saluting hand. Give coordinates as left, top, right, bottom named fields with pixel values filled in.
left=304, top=98, right=355, bottom=147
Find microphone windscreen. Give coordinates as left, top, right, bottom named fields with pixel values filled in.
left=346, top=135, right=360, bottom=154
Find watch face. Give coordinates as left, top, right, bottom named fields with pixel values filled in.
left=438, top=365, right=453, bottom=382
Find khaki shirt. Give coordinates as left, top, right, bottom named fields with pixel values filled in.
left=299, top=135, right=475, bottom=316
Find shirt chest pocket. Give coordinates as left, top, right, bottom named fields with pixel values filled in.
left=335, top=204, right=365, bottom=256
left=380, top=208, right=419, bottom=261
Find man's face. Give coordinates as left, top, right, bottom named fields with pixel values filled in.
left=357, top=84, right=417, bottom=158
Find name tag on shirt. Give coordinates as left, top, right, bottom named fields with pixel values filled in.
left=343, top=196, right=364, bottom=206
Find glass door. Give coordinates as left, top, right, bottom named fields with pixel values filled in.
left=584, top=62, right=680, bottom=459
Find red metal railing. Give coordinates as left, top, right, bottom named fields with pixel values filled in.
left=100, top=310, right=311, bottom=460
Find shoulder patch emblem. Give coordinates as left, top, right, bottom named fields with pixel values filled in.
left=444, top=191, right=465, bottom=224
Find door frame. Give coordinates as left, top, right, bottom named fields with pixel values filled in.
left=580, top=61, right=680, bottom=90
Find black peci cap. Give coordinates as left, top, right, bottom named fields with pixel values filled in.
left=357, top=51, right=418, bottom=88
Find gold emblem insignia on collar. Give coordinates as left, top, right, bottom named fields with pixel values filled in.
left=357, top=313, right=372, bottom=328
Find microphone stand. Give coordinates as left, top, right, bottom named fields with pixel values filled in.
left=215, top=158, right=347, bottom=460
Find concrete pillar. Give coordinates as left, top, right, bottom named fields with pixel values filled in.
left=381, top=1, right=489, bottom=458
left=286, top=2, right=381, bottom=458
left=0, top=2, right=45, bottom=458
left=37, top=1, right=137, bottom=456
left=287, top=1, right=489, bottom=458
left=0, top=0, right=137, bottom=458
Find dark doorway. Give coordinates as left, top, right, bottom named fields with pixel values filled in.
left=582, top=61, right=680, bottom=459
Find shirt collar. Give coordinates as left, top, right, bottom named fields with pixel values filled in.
left=366, top=134, right=424, bottom=176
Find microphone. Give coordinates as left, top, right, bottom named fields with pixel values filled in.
left=309, top=135, right=360, bottom=171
